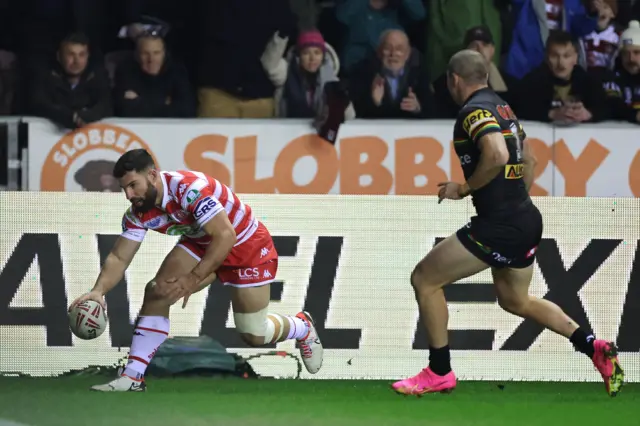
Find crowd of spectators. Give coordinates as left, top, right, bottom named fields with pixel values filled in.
left=0, top=0, right=639, bottom=130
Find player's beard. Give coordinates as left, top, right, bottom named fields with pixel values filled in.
left=131, top=182, right=158, bottom=213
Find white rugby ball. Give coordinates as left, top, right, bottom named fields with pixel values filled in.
left=69, top=300, right=108, bottom=340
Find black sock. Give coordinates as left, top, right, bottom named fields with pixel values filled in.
left=428, top=345, right=452, bottom=376
left=570, top=328, right=595, bottom=358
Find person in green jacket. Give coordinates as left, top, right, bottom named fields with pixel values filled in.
left=426, top=0, right=504, bottom=82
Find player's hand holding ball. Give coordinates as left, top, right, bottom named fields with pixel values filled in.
left=69, top=290, right=106, bottom=311
left=68, top=291, right=108, bottom=340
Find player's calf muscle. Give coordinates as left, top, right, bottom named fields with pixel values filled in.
left=137, top=280, right=170, bottom=316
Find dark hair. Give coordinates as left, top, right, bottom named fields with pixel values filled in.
left=60, top=32, right=90, bottom=49
left=135, top=33, right=166, bottom=51
left=546, top=30, right=578, bottom=53
left=112, top=149, right=156, bottom=178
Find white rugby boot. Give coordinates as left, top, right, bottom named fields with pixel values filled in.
left=295, top=311, right=324, bottom=374
left=91, top=374, right=146, bottom=392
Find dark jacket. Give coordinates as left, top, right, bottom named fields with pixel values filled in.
left=600, top=67, right=640, bottom=123
left=113, top=53, right=195, bottom=118
left=29, top=61, right=112, bottom=129
left=513, top=64, right=609, bottom=122
left=195, top=0, right=296, bottom=99
left=349, top=48, right=434, bottom=119
left=505, top=0, right=597, bottom=79
left=432, top=69, right=518, bottom=119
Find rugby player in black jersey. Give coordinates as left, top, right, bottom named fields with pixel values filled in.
left=392, top=50, right=624, bottom=397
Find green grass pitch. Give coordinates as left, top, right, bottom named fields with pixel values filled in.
left=0, top=377, right=637, bottom=426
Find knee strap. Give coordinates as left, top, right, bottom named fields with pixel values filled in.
left=234, top=307, right=269, bottom=340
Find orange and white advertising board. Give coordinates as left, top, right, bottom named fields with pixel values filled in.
left=25, top=117, right=640, bottom=197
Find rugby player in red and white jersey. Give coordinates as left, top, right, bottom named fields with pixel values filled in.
left=69, top=149, right=323, bottom=392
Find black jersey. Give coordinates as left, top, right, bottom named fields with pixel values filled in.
left=452, top=87, right=530, bottom=217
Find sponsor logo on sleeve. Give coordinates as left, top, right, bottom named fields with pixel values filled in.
left=194, top=198, right=217, bottom=219
left=462, top=109, right=497, bottom=135
left=186, top=189, right=200, bottom=205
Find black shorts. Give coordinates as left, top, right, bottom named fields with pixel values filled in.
left=456, top=203, right=543, bottom=269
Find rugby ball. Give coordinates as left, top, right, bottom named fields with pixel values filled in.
left=68, top=300, right=108, bottom=340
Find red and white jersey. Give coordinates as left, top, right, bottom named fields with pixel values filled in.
left=582, top=26, right=619, bottom=69
left=120, top=170, right=258, bottom=246
left=545, top=0, right=563, bottom=30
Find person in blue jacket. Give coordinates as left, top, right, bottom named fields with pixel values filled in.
left=505, top=0, right=607, bottom=79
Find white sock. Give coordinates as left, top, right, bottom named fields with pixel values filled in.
left=286, top=315, right=310, bottom=340
left=123, top=316, right=170, bottom=379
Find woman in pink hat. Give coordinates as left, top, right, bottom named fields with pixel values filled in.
left=261, top=29, right=356, bottom=124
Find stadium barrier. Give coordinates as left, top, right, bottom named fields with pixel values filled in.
left=1, top=192, right=638, bottom=382
left=22, top=117, right=640, bottom=197
left=0, top=116, right=21, bottom=190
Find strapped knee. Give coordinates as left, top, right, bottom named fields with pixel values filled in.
left=234, top=307, right=271, bottom=346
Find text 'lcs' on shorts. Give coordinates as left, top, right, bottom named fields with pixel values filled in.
left=456, top=204, right=543, bottom=269
left=177, top=222, right=278, bottom=287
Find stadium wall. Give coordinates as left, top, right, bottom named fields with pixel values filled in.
left=22, top=117, right=640, bottom=197
left=0, top=192, right=638, bottom=382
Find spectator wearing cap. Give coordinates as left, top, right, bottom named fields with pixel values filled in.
left=602, top=20, right=640, bottom=123
left=514, top=30, right=609, bottom=124
left=336, top=0, right=426, bottom=75
left=261, top=29, right=355, bottom=120
left=580, top=0, right=619, bottom=73
left=432, top=25, right=516, bottom=118
left=505, top=0, right=611, bottom=79
left=28, top=32, right=112, bottom=129
left=349, top=29, right=434, bottom=119
left=113, top=34, right=195, bottom=118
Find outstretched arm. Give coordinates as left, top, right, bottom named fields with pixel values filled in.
left=92, top=236, right=142, bottom=295
left=69, top=236, right=142, bottom=310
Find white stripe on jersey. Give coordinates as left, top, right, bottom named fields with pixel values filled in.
left=161, top=170, right=259, bottom=246
left=192, top=171, right=207, bottom=180
left=213, top=180, right=223, bottom=199
left=232, top=203, right=246, bottom=228
left=235, top=219, right=258, bottom=246
left=224, top=186, right=234, bottom=212
left=180, top=179, right=208, bottom=210
left=169, top=173, right=181, bottom=196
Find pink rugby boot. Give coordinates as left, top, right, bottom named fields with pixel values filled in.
left=391, top=367, right=456, bottom=396
left=591, top=340, right=624, bottom=397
